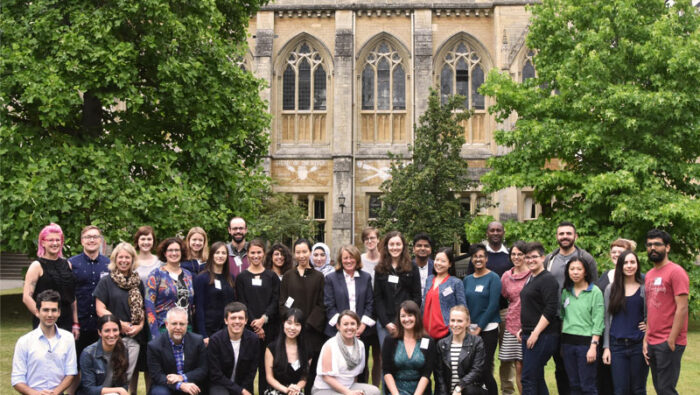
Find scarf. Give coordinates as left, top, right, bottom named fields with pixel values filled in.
left=335, top=332, right=362, bottom=371
left=110, top=270, right=144, bottom=324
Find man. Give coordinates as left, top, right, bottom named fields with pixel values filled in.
left=227, top=217, right=249, bottom=277
left=543, top=221, right=598, bottom=395
left=148, top=307, right=208, bottom=395
left=208, top=302, right=260, bottom=395
left=643, top=229, right=688, bottom=395
left=68, top=225, right=110, bottom=358
left=412, top=232, right=434, bottom=295
left=12, top=290, right=77, bottom=394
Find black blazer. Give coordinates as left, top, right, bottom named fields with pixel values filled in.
left=147, top=332, right=208, bottom=391
left=435, top=333, right=486, bottom=395
left=207, top=327, right=260, bottom=394
left=373, top=263, right=422, bottom=327
left=381, top=335, right=437, bottom=394
left=324, top=270, right=374, bottom=337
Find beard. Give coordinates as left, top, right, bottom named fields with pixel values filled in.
left=648, top=250, right=666, bottom=263
left=232, top=234, right=245, bottom=243
left=558, top=238, right=573, bottom=249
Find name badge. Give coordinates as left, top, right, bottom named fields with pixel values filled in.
left=291, top=360, right=301, bottom=371
left=285, top=297, right=295, bottom=308
left=234, top=256, right=243, bottom=267
left=420, top=337, right=430, bottom=350
left=563, top=297, right=570, bottom=308
left=388, top=275, right=399, bottom=284
left=442, top=286, right=453, bottom=297
left=100, top=271, right=109, bottom=278
left=214, top=279, right=222, bottom=290
left=475, top=285, right=484, bottom=293
left=654, top=277, right=662, bottom=286
left=252, top=277, right=262, bottom=286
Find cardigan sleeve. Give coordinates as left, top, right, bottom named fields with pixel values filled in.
left=419, top=338, right=438, bottom=379
left=381, top=337, right=397, bottom=376
left=603, top=284, right=612, bottom=348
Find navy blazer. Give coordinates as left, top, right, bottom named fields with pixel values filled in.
left=147, top=332, right=208, bottom=391
left=324, top=270, right=374, bottom=336
left=207, top=327, right=260, bottom=394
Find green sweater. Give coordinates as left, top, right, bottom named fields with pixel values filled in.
left=560, top=283, right=604, bottom=337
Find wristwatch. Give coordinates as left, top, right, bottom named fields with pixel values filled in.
left=591, top=340, right=599, bottom=345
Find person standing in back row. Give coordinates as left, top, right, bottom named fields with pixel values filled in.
left=643, top=229, right=688, bottom=395
left=227, top=217, right=250, bottom=277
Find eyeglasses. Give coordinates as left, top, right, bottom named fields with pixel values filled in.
left=524, top=255, right=542, bottom=260
left=82, top=235, right=102, bottom=240
left=511, top=252, right=524, bottom=257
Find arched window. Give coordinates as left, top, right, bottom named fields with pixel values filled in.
left=279, top=41, right=328, bottom=144
left=522, top=50, right=535, bottom=81
left=359, top=41, right=408, bottom=143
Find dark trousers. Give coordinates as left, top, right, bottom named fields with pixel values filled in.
left=149, top=385, right=187, bottom=395
left=479, top=328, right=499, bottom=395
left=596, top=343, right=614, bottom=395
left=609, top=340, right=647, bottom=395
left=554, top=337, right=571, bottom=395
left=648, top=342, right=685, bottom=395
left=561, top=343, right=598, bottom=395
left=521, top=333, right=558, bottom=395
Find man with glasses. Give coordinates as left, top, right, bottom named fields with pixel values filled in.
left=643, top=229, right=688, bottom=395
left=227, top=217, right=250, bottom=277
left=68, top=225, right=110, bottom=361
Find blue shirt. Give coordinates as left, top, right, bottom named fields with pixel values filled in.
left=69, top=252, right=110, bottom=332
left=12, top=326, right=78, bottom=389
left=169, top=337, right=189, bottom=390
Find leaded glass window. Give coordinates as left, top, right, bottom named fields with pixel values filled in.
left=361, top=42, right=406, bottom=112
left=439, top=42, right=486, bottom=109
left=282, top=42, right=327, bottom=112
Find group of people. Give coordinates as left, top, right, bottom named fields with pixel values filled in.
left=11, top=218, right=689, bottom=395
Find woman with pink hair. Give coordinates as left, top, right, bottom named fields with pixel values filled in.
left=22, top=223, right=78, bottom=336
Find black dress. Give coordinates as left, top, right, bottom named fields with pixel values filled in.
left=266, top=343, right=307, bottom=387
left=33, top=257, right=75, bottom=331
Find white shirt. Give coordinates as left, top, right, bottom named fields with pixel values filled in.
left=344, top=271, right=359, bottom=312
left=360, top=254, right=378, bottom=285
left=230, top=339, right=241, bottom=381
left=417, top=264, right=429, bottom=295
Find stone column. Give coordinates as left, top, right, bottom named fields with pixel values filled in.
left=331, top=10, right=354, bottom=256
left=255, top=11, right=274, bottom=173
left=413, top=10, right=433, bottom=121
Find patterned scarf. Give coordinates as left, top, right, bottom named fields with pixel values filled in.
left=110, top=270, right=144, bottom=324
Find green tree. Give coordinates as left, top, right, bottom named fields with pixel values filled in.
left=0, top=0, right=270, bottom=253
left=249, top=193, right=317, bottom=247
left=478, top=0, right=699, bottom=307
left=373, top=89, right=474, bottom=248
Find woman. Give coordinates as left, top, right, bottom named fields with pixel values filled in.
left=596, top=239, right=636, bottom=291
left=359, top=227, right=382, bottom=386
left=517, top=242, right=560, bottom=395
left=560, top=257, right=605, bottom=395
left=78, top=315, right=130, bottom=395
left=182, top=227, right=208, bottom=275
left=436, top=306, right=488, bottom=395
left=265, top=243, right=294, bottom=280
left=133, top=226, right=161, bottom=285
left=463, top=244, right=501, bottom=395
left=94, top=242, right=145, bottom=389
left=312, top=242, right=335, bottom=277
left=266, top=308, right=309, bottom=395
left=236, top=239, right=281, bottom=394
left=382, top=301, right=437, bottom=395
left=194, top=241, right=235, bottom=344
left=280, top=238, right=327, bottom=394
left=312, top=310, right=381, bottom=395
left=23, top=223, right=77, bottom=334
left=422, top=247, right=466, bottom=341
left=374, top=231, right=422, bottom=348
left=602, top=251, right=648, bottom=395
left=145, top=237, right=194, bottom=338
left=498, top=241, right=530, bottom=394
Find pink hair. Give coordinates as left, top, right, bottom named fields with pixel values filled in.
left=37, top=223, right=64, bottom=258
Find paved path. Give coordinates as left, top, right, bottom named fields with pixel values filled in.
left=0, top=279, right=23, bottom=291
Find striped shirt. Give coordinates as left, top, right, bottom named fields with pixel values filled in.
left=450, top=342, right=461, bottom=391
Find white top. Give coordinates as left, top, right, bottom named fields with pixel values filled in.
left=345, top=271, right=359, bottom=312
left=230, top=339, right=241, bottom=381
left=313, top=337, right=366, bottom=390
left=136, top=259, right=162, bottom=286
left=417, top=264, right=429, bottom=295
left=360, top=254, right=378, bottom=285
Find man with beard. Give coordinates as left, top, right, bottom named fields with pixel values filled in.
left=543, top=221, right=598, bottom=395
left=643, top=229, right=688, bottom=395
left=227, top=217, right=250, bottom=277
left=412, top=232, right=434, bottom=295
left=148, top=307, right=208, bottom=395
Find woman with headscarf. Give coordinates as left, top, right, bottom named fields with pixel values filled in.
left=312, top=242, right=335, bottom=277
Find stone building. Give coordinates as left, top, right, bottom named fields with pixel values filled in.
left=243, top=0, right=539, bottom=254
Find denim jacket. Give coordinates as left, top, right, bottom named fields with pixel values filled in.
left=422, top=275, right=467, bottom=327
left=77, top=340, right=129, bottom=395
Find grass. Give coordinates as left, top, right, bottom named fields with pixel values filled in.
left=2, top=290, right=699, bottom=393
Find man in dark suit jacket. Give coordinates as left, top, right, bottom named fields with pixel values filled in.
left=208, top=302, right=260, bottom=395
left=148, top=307, right=208, bottom=395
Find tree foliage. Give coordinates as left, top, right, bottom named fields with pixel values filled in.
left=479, top=0, right=700, bottom=308
left=0, top=0, right=271, bottom=253
left=373, top=89, right=474, bottom=248
left=249, top=193, right=317, bottom=247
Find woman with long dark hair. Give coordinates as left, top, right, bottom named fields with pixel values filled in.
left=265, top=243, right=294, bottom=280
left=602, top=251, right=648, bottom=394
left=266, top=308, right=309, bottom=395
left=194, top=241, right=236, bottom=345
left=78, top=314, right=130, bottom=395
left=422, top=247, right=466, bottom=342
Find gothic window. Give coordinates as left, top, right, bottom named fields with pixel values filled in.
left=522, top=50, right=535, bottom=81
left=280, top=42, right=328, bottom=143
left=360, top=41, right=408, bottom=143
left=439, top=43, right=485, bottom=110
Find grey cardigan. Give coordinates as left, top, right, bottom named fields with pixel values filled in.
left=602, top=282, right=646, bottom=348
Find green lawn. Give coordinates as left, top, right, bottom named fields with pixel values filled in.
left=2, top=291, right=699, bottom=393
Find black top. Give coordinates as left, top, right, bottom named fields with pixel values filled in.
left=266, top=343, right=307, bottom=386
left=279, top=267, right=326, bottom=355
left=373, top=264, right=422, bottom=327
left=93, top=273, right=146, bottom=341
left=236, top=269, right=280, bottom=340
left=33, top=257, right=75, bottom=331
left=193, top=271, right=236, bottom=338
left=207, top=328, right=259, bottom=394
left=519, top=270, right=560, bottom=334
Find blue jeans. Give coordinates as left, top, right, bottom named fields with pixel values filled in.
left=561, top=343, right=598, bottom=395
left=610, top=340, right=647, bottom=395
left=648, top=342, right=685, bottom=395
left=521, top=332, right=558, bottom=395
